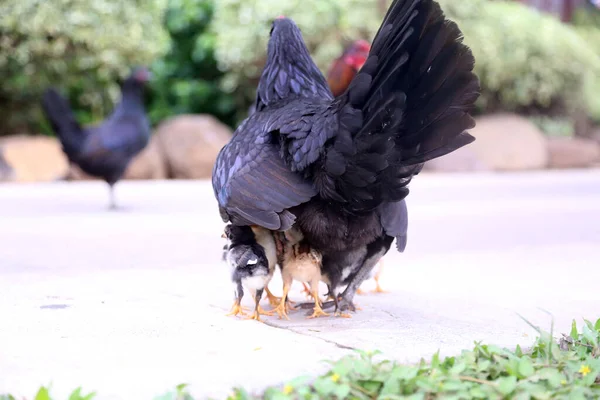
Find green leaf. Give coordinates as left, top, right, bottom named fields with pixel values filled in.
left=380, top=376, right=400, bottom=396
left=538, top=368, right=565, bottom=388
left=34, top=387, right=51, bottom=400
left=518, top=358, right=535, bottom=378
left=595, top=318, right=600, bottom=332
left=68, top=388, right=83, bottom=400
left=313, top=378, right=336, bottom=396
left=582, top=324, right=599, bottom=347
left=567, top=387, right=587, bottom=400
left=395, top=365, right=418, bottom=381
left=358, top=380, right=383, bottom=395
left=469, top=386, right=488, bottom=399
left=515, top=345, right=523, bottom=357
left=496, top=376, right=518, bottom=396
left=449, top=362, right=467, bottom=375
left=333, top=384, right=351, bottom=399
left=571, top=320, right=580, bottom=340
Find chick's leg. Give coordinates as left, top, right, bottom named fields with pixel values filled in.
left=264, top=286, right=281, bottom=308
left=226, top=282, right=248, bottom=317
left=301, top=282, right=314, bottom=299
left=245, top=288, right=274, bottom=322
left=273, top=275, right=293, bottom=320
left=372, top=258, right=387, bottom=293
left=307, top=279, right=329, bottom=319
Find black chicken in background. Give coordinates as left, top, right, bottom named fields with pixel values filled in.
left=41, top=67, right=152, bottom=209
left=213, top=0, right=480, bottom=316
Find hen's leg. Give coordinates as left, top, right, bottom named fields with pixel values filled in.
left=337, top=236, right=393, bottom=314
left=108, top=183, right=117, bottom=210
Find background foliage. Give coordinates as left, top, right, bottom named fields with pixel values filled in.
left=0, top=0, right=599, bottom=136
left=210, top=0, right=390, bottom=121
left=146, top=0, right=237, bottom=129
left=0, top=0, right=169, bottom=135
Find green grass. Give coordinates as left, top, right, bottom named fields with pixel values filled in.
left=2, top=318, right=599, bottom=400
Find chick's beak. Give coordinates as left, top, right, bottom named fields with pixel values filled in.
left=221, top=232, right=227, bottom=239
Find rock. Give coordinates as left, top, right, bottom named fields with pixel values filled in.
left=423, top=146, right=490, bottom=173
left=0, top=135, right=69, bottom=182
left=0, top=148, right=15, bottom=182
left=547, top=138, right=600, bottom=169
left=123, top=136, right=167, bottom=180
left=591, top=128, right=600, bottom=145
left=468, top=113, right=548, bottom=171
left=154, top=115, right=232, bottom=179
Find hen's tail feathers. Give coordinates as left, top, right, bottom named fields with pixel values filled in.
left=41, top=88, right=86, bottom=161
left=325, top=0, right=479, bottom=211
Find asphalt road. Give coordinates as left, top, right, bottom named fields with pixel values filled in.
left=1, top=170, right=599, bottom=399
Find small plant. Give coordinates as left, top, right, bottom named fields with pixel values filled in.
left=2, top=317, right=599, bottom=399
left=229, top=317, right=600, bottom=399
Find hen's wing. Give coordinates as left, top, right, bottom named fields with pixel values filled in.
left=213, top=115, right=317, bottom=231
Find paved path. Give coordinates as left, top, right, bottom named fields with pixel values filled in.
left=1, top=170, right=599, bottom=399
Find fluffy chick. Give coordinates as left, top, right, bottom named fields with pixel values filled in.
left=248, top=225, right=281, bottom=307
left=273, top=227, right=328, bottom=320
left=223, top=224, right=275, bottom=321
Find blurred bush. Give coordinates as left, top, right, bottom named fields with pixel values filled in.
left=146, top=0, right=237, bottom=129
left=210, top=0, right=388, bottom=121
left=437, top=0, right=600, bottom=120
left=211, top=0, right=600, bottom=126
left=0, top=0, right=169, bottom=135
left=571, top=5, right=600, bottom=123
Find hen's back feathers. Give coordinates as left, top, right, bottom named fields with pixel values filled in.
left=278, top=0, right=479, bottom=212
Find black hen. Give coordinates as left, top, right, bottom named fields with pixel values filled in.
left=213, top=0, right=480, bottom=315
left=41, top=67, right=152, bottom=209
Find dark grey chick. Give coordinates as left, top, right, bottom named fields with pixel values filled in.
left=222, top=224, right=275, bottom=321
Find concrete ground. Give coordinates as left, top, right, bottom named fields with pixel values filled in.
left=1, top=170, right=599, bottom=399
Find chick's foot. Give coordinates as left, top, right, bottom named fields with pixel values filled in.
left=372, top=278, right=388, bottom=293
left=226, top=301, right=249, bottom=317
left=307, top=294, right=329, bottom=319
